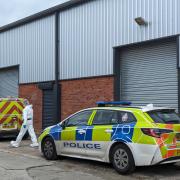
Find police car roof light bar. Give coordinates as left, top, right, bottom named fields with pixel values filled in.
left=96, top=101, right=132, bottom=107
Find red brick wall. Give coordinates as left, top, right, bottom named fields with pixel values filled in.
left=18, top=76, right=114, bottom=132
left=19, top=84, right=42, bottom=133
left=60, top=76, right=114, bottom=120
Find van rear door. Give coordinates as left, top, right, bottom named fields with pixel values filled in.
left=0, top=100, right=18, bottom=131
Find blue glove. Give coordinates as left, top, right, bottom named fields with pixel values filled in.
left=23, top=125, right=26, bottom=128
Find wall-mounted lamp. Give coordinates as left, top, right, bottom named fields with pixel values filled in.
left=134, top=17, right=147, bottom=26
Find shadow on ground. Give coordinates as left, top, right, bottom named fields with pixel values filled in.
left=55, top=156, right=180, bottom=179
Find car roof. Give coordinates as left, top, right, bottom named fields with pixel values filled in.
left=84, top=106, right=142, bottom=112
left=83, top=106, right=175, bottom=113
left=0, top=98, right=25, bottom=102
left=62, top=105, right=176, bottom=122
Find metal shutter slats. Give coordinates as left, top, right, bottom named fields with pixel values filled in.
left=0, top=68, right=18, bottom=97
left=120, top=40, right=178, bottom=109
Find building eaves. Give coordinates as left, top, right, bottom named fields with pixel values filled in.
left=0, top=0, right=92, bottom=33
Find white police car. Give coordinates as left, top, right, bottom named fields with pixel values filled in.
left=38, top=102, right=180, bottom=174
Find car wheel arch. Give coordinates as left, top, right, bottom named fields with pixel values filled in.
left=41, top=135, right=58, bottom=160
left=41, top=135, right=55, bottom=151
left=108, top=141, right=134, bottom=163
left=109, top=142, right=136, bottom=174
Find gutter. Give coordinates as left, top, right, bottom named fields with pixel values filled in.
left=0, top=0, right=92, bottom=33
left=54, top=12, right=60, bottom=123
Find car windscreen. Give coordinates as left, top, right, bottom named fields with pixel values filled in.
left=147, top=109, right=180, bottom=124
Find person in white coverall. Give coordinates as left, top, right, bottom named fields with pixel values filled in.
left=10, top=99, right=39, bottom=148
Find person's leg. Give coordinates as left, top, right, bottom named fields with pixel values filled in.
left=11, top=125, right=27, bottom=147
left=27, top=124, right=38, bottom=146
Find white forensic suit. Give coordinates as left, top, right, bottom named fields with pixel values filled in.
left=10, top=104, right=39, bottom=148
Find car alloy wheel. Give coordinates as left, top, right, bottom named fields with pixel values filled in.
left=114, top=148, right=129, bottom=170
left=42, top=137, right=57, bottom=160
left=111, top=144, right=135, bottom=174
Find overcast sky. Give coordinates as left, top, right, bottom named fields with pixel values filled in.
left=0, top=0, right=69, bottom=27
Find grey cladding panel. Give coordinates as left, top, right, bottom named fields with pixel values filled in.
left=120, top=40, right=178, bottom=109
left=0, top=68, right=19, bottom=97
left=0, top=15, right=55, bottom=83
left=59, top=0, right=180, bottom=80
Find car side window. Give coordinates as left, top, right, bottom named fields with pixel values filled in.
left=66, top=110, right=93, bottom=127
left=92, top=110, right=120, bottom=125
left=119, top=111, right=136, bottom=123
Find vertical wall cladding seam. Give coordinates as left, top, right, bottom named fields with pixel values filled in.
left=0, top=15, right=55, bottom=84
left=59, top=0, right=179, bottom=80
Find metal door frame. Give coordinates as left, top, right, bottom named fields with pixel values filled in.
left=113, top=35, right=180, bottom=112
left=39, top=82, right=61, bottom=129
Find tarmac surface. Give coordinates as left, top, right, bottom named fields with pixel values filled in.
left=0, top=139, right=180, bottom=180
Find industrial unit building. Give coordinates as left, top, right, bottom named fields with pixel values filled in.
left=0, top=0, right=180, bottom=132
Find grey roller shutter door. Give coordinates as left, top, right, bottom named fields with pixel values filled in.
left=0, top=68, right=19, bottom=97
left=120, top=39, right=178, bottom=110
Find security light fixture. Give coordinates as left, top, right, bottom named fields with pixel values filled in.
left=134, top=17, right=147, bottom=26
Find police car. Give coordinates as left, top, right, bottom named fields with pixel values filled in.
left=38, top=101, right=180, bottom=174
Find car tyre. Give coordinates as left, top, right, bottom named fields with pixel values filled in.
left=110, top=144, right=135, bottom=174
left=42, top=137, right=58, bottom=160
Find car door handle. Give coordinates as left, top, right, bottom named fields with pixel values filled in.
left=78, top=129, right=86, bottom=134
left=105, top=129, right=113, bottom=133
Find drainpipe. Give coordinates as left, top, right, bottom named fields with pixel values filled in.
left=54, top=11, right=60, bottom=123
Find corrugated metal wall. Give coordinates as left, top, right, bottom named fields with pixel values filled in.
left=0, top=15, right=55, bottom=83
left=0, top=0, right=180, bottom=82
left=59, top=0, right=180, bottom=80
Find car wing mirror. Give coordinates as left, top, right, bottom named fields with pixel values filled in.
left=61, top=122, right=66, bottom=130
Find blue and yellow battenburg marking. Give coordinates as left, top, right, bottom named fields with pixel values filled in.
left=47, top=122, right=136, bottom=143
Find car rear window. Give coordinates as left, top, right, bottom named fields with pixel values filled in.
left=148, top=110, right=180, bottom=124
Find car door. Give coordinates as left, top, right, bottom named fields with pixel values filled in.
left=85, top=109, right=120, bottom=159
left=60, top=110, right=93, bottom=156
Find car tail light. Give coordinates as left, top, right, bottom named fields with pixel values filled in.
left=141, top=128, right=173, bottom=138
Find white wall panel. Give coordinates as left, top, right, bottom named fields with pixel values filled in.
left=0, top=15, right=55, bottom=83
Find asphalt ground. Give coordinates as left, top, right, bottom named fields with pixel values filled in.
left=0, top=139, right=179, bottom=180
